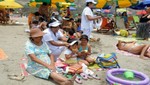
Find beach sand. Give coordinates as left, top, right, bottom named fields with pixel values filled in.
left=0, top=17, right=150, bottom=85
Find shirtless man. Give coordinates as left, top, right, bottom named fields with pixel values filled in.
left=116, top=40, right=150, bottom=59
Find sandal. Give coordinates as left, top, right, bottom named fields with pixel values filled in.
left=8, top=74, right=25, bottom=81
left=87, top=74, right=93, bottom=79
left=92, top=74, right=101, bottom=80
left=80, top=73, right=88, bottom=80
left=75, top=76, right=82, bottom=84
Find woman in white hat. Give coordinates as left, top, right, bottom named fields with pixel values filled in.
left=25, top=28, right=75, bottom=85
left=43, top=21, right=69, bottom=61
left=81, top=0, right=101, bottom=38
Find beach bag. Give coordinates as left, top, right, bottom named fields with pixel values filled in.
left=96, top=53, right=120, bottom=69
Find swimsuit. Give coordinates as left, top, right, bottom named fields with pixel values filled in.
left=77, top=45, right=88, bottom=60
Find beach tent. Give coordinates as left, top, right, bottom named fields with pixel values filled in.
left=0, top=0, right=23, bottom=8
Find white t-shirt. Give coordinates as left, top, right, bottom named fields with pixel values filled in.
left=81, top=7, right=94, bottom=30
left=43, top=28, right=64, bottom=51
left=64, top=49, right=77, bottom=64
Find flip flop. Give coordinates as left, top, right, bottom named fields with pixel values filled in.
left=75, top=76, right=82, bottom=84
left=80, top=73, right=88, bottom=80
left=92, top=74, right=101, bottom=80
left=8, top=74, right=25, bottom=81
left=87, top=74, right=93, bottom=79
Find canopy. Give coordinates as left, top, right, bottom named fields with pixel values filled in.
left=30, top=0, right=74, bottom=4
left=0, top=0, right=23, bottom=8
left=130, top=2, right=146, bottom=10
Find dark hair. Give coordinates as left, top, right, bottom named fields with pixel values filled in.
left=76, top=19, right=81, bottom=23
left=32, top=20, right=39, bottom=24
left=70, top=18, right=74, bottom=21
left=47, top=19, right=56, bottom=28
left=67, top=39, right=78, bottom=46
left=78, top=30, right=83, bottom=34
left=80, top=35, right=88, bottom=41
left=34, top=12, right=40, bottom=16
left=39, top=16, right=45, bottom=22
left=86, top=2, right=93, bottom=6
left=68, top=30, right=75, bottom=36
left=43, top=2, right=47, bottom=6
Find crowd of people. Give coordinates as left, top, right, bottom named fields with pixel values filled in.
left=24, top=0, right=150, bottom=85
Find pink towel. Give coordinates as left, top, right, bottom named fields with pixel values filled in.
left=20, top=57, right=30, bottom=76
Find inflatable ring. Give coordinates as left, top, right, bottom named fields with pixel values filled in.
left=106, top=69, right=150, bottom=85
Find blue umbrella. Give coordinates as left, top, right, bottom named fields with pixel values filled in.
left=130, top=2, right=146, bottom=10
left=142, top=0, right=150, bottom=7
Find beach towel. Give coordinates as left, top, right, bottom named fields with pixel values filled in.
left=0, top=48, right=8, bottom=60
left=20, top=57, right=30, bottom=76
left=133, top=15, right=139, bottom=23
left=115, top=46, right=139, bottom=57
left=115, top=37, right=150, bottom=42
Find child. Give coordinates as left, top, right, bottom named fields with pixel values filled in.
left=68, top=30, right=76, bottom=40
left=64, top=39, right=83, bottom=84
left=77, top=35, right=95, bottom=65
left=64, top=39, right=82, bottom=73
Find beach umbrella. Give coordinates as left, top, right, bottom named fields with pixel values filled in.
left=130, top=2, right=146, bottom=10
left=0, top=0, right=23, bottom=8
left=96, top=0, right=107, bottom=9
left=143, top=0, right=150, bottom=6
left=136, top=10, right=147, bottom=15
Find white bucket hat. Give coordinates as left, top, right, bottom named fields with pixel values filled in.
left=48, top=21, right=61, bottom=27
left=69, top=40, right=78, bottom=46
left=86, top=0, right=97, bottom=4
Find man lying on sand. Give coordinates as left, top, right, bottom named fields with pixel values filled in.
left=116, top=40, right=150, bottom=59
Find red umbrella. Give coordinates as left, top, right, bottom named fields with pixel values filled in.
left=136, top=10, right=147, bottom=15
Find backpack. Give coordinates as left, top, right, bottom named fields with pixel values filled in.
left=96, top=53, right=120, bottom=69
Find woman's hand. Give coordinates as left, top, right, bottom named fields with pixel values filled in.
left=47, top=64, right=56, bottom=72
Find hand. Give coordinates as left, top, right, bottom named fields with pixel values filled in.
left=47, top=65, right=56, bottom=72
left=64, top=42, right=69, bottom=47
left=97, top=16, right=101, bottom=19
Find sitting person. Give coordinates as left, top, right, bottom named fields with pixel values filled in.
left=68, top=30, right=76, bottom=40
left=116, top=40, right=150, bottom=59
left=77, top=35, right=95, bottom=65
left=43, top=21, right=69, bottom=61
left=64, top=39, right=82, bottom=73
left=25, top=28, right=75, bottom=85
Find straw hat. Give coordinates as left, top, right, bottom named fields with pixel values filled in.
left=30, top=28, right=44, bottom=37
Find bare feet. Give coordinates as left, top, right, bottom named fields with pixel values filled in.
left=63, top=74, right=76, bottom=85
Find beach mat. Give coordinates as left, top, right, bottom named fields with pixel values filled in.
left=115, top=37, right=150, bottom=42
left=20, top=57, right=30, bottom=76
left=0, top=48, right=8, bottom=60
left=116, top=47, right=139, bottom=57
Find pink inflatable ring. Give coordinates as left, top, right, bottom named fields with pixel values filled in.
left=106, top=68, right=150, bottom=85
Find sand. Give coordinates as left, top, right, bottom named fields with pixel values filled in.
left=0, top=17, right=150, bottom=85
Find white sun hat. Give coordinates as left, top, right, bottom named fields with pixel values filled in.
left=48, top=21, right=61, bottom=27
left=69, top=40, right=78, bottom=46
left=86, top=0, right=97, bottom=4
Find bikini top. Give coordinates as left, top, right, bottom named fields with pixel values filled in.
left=78, top=45, right=89, bottom=52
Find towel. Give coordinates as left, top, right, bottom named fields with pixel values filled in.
left=0, top=48, right=8, bottom=60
